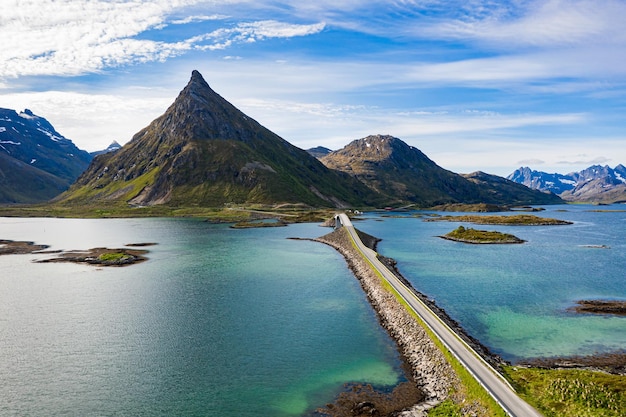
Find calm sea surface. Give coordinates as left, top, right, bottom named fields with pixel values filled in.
left=1, top=205, right=625, bottom=415
left=0, top=218, right=401, bottom=416
left=357, top=205, right=626, bottom=361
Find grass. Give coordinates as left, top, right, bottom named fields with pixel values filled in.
left=390, top=282, right=507, bottom=417
left=504, top=366, right=626, bottom=417
left=0, top=203, right=337, bottom=224
left=442, top=225, right=525, bottom=244
left=427, top=398, right=463, bottom=416
left=97, top=252, right=131, bottom=262
left=346, top=228, right=507, bottom=416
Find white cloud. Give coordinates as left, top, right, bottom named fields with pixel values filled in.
left=517, top=159, right=546, bottom=166
left=415, top=0, right=626, bottom=48
left=0, top=0, right=201, bottom=78
left=233, top=95, right=586, bottom=146
left=404, top=47, right=626, bottom=90
left=556, top=156, right=612, bottom=165
left=0, top=90, right=173, bottom=151
left=0, top=1, right=325, bottom=78
left=170, top=14, right=228, bottom=25
left=191, top=20, right=326, bottom=51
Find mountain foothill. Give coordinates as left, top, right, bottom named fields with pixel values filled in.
left=0, top=70, right=610, bottom=209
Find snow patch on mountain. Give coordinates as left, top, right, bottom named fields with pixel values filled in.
left=37, top=127, right=64, bottom=142
left=508, top=165, right=626, bottom=203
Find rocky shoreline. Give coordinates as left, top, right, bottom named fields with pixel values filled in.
left=0, top=239, right=152, bottom=266
left=36, top=246, right=150, bottom=266
left=312, top=227, right=493, bottom=417
left=568, top=299, right=626, bottom=316
left=309, top=223, right=626, bottom=417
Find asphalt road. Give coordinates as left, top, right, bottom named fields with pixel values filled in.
left=336, top=213, right=543, bottom=417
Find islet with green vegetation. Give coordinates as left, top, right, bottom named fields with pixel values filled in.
left=440, top=225, right=525, bottom=244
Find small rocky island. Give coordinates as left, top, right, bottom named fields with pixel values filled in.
left=0, top=239, right=153, bottom=266
left=0, top=239, right=50, bottom=254
left=440, top=226, right=525, bottom=244
left=37, top=246, right=152, bottom=266
left=569, top=300, right=626, bottom=316
left=426, top=214, right=572, bottom=226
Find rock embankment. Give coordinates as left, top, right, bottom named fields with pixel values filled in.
left=315, top=228, right=468, bottom=416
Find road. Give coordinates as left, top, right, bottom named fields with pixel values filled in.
left=335, top=213, right=543, bottom=417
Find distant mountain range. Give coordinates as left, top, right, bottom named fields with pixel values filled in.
left=508, top=165, right=626, bottom=204
left=90, top=141, right=122, bottom=157
left=306, top=146, right=332, bottom=159
left=2, top=71, right=568, bottom=208
left=0, top=108, right=92, bottom=203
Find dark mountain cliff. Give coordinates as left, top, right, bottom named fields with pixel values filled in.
left=0, top=108, right=92, bottom=203
left=462, top=171, right=562, bottom=205
left=319, top=135, right=561, bottom=207
left=320, top=135, right=479, bottom=206
left=59, top=71, right=378, bottom=208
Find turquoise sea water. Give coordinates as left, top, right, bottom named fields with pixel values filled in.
left=0, top=218, right=402, bottom=416
left=1, top=205, right=624, bottom=415
left=356, top=205, right=626, bottom=361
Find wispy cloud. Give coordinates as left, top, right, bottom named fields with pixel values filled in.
left=517, top=159, right=546, bottom=166
left=0, top=0, right=325, bottom=78
left=556, top=156, right=612, bottom=166
left=0, top=0, right=200, bottom=78
left=401, top=0, right=626, bottom=48
left=170, top=14, right=229, bottom=25
left=189, top=20, right=326, bottom=51
left=3, top=0, right=625, bottom=176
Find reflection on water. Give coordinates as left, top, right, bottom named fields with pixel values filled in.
left=1, top=205, right=624, bottom=416
left=0, top=218, right=401, bottom=417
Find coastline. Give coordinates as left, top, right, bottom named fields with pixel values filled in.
left=309, top=221, right=626, bottom=416
left=311, top=227, right=491, bottom=416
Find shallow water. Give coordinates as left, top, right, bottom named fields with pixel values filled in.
left=357, top=205, right=626, bottom=361
left=0, top=218, right=402, bottom=416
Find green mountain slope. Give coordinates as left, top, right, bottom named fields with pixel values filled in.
left=0, top=152, right=69, bottom=203
left=57, top=71, right=378, bottom=208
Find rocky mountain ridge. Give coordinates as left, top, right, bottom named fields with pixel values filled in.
left=0, top=108, right=92, bottom=203
left=57, top=70, right=379, bottom=208
left=508, top=165, right=626, bottom=203
left=319, top=135, right=562, bottom=207
left=1, top=72, right=575, bottom=208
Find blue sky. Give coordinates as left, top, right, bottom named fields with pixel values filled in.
left=2, top=0, right=626, bottom=176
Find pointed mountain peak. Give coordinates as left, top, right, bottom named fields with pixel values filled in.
left=187, top=69, right=211, bottom=91
left=60, top=71, right=379, bottom=208
left=177, top=70, right=217, bottom=104
left=148, top=69, right=262, bottom=143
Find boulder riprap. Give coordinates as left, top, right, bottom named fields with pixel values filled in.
left=314, top=228, right=489, bottom=416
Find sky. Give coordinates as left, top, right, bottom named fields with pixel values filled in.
left=2, top=0, right=626, bottom=177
